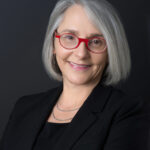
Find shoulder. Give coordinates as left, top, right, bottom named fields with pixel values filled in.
left=104, top=85, right=141, bottom=104
left=15, top=86, right=58, bottom=105
left=103, top=86, right=149, bottom=122
left=11, top=85, right=61, bottom=117
left=92, top=83, right=148, bottom=116
left=111, top=87, right=145, bottom=108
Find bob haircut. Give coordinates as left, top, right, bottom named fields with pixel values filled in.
left=42, top=0, right=131, bottom=86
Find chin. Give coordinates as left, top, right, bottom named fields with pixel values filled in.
left=64, top=75, right=99, bottom=86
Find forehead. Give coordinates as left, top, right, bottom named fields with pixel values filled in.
left=57, top=4, right=101, bottom=36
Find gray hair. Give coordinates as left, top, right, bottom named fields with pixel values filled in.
left=42, top=0, right=131, bottom=86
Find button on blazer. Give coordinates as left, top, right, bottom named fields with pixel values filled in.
left=0, top=82, right=150, bottom=150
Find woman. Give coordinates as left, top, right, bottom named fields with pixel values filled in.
left=0, top=0, right=149, bottom=150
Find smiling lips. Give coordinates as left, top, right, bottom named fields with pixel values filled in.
left=69, top=61, right=91, bottom=71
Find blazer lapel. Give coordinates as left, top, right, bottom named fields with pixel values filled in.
left=53, top=83, right=112, bottom=150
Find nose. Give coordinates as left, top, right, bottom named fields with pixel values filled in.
left=73, top=41, right=90, bottom=59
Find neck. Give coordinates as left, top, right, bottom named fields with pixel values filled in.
left=57, top=79, right=100, bottom=109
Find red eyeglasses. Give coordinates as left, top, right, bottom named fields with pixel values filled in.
left=55, top=31, right=107, bottom=54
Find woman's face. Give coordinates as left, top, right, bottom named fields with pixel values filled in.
left=53, top=4, right=108, bottom=86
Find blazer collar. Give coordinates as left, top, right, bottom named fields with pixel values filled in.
left=15, top=81, right=112, bottom=150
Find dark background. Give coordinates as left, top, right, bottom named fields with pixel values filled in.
left=0, top=0, right=149, bottom=138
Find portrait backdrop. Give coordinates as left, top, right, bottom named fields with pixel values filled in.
left=0, top=0, right=149, bottom=138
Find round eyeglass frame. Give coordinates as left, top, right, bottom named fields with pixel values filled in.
left=54, top=31, right=107, bottom=54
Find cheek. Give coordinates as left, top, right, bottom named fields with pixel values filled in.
left=55, top=50, right=72, bottom=68
left=93, top=53, right=108, bottom=67
left=97, top=55, right=108, bottom=76
left=56, top=50, right=71, bottom=62
left=54, top=41, right=71, bottom=60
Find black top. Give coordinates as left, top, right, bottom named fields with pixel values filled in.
left=33, top=121, right=70, bottom=150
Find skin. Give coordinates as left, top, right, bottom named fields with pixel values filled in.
left=49, top=4, right=108, bottom=122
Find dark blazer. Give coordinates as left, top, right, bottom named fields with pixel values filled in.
left=0, top=82, right=150, bottom=150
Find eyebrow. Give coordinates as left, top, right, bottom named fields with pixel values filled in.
left=58, top=29, right=103, bottom=38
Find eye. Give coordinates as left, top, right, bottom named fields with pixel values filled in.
left=62, top=34, right=75, bottom=40
left=94, top=39, right=102, bottom=45
left=89, top=38, right=103, bottom=46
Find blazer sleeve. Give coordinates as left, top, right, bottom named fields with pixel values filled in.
left=0, top=96, right=24, bottom=150
left=103, top=96, right=150, bottom=150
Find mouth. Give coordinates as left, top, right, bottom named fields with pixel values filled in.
left=70, top=62, right=91, bottom=67
left=68, top=61, right=91, bottom=71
